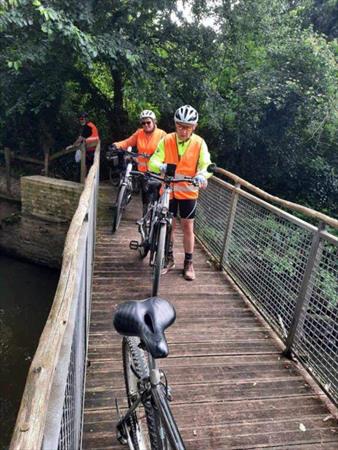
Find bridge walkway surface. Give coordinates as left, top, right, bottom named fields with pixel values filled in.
left=83, top=191, right=338, bottom=449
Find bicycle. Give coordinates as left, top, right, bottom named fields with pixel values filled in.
left=130, top=165, right=198, bottom=296
left=113, top=296, right=186, bottom=450
left=105, top=146, right=121, bottom=187
left=107, top=147, right=149, bottom=233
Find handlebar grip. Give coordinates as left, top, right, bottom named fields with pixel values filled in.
left=207, top=163, right=217, bottom=173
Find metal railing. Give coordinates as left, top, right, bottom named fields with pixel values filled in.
left=10, top=144, right=100, bottom=450
left=195, top=174, right=338, bottom=406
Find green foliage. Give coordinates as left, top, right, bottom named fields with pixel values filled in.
left=0, top=0, right=337, bottom=217
left=202, top=0, right=338, bottom=217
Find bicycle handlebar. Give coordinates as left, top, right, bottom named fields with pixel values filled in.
left=107, top=145, right=149, bottom=159
left=131, top=170, right=199, bottom=187
left=207, top=163, right=217, bottom=174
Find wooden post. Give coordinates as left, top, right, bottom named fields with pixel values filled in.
left=219, top=182, right=241, bottom=269
left=80, top=142, right=86, bottom=184
left=44, top=147, right=50, bottom=177
left=4, top=147, right=11, bottom=194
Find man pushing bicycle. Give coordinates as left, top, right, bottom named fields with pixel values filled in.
left=148, top=105, right=212, bottom=281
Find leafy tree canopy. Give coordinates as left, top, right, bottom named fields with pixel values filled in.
left=0, top=0, right=337, bottom=216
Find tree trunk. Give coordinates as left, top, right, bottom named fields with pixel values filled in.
left=111, top=69, right=128, bottom=139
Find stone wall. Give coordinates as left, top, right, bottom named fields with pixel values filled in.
left=21, top=176, right=83, bottom=221
left=0, top=176, right=83, bottom=268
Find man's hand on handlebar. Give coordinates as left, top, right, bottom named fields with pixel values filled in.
left=193, top=174, right=208, bottom=189
left=159, top=163, right=167, bottom=173
left=108, top=144, right=120, bottom=152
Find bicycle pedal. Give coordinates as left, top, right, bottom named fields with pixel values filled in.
left=129, top=240, right=139, bottom=250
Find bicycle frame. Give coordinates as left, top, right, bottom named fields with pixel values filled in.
left=119, top=160, right=133, bottom=190
left=113, top=154, right=144, bottom=232
left=114, top=149, right=149, bottom=201
left=117, top=351, right=185, bottom=450
left=149, top=185, right=172, bottom=265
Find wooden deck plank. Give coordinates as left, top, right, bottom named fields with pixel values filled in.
left=83, top=193, right=338, bottom=449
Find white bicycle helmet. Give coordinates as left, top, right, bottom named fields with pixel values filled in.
left=139, top=110, right=156, bottom=121
left=174, top=105, right=199, bottom=125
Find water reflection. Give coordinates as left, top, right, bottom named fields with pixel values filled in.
left=0, top=254, right=59, bottom=449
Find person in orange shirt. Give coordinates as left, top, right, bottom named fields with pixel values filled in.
left=68, top=112, right=99, bottom=174
left=113, top=110, right=166, bottom=213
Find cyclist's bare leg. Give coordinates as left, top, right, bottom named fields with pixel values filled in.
left=181, top=218, right=196, bottom=280
left=181, top=218, right=194, bottom=254
left=162, top=219, right=176, bottom=274
left=171, top=217, right=176, bottom=245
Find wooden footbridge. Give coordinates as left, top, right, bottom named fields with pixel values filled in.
left=10, top=148, right=338, bottom=449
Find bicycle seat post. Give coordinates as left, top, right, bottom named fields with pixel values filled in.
left=148, top=353, right=161, bottom=386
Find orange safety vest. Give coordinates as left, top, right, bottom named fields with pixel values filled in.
left=162, top=133, right=202, bottom=200
left=85, top=122, right=99, bottom=152
left=115, top=127, right=166, bottom=172
left=136, top=128, right=166, bottom=172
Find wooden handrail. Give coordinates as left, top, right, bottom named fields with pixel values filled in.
left=9, top=143, right=100, bottom=450
left=215, top=167, right=338, bottom=229
left=0, top=149, right=44, bottom=166
left=1, top=143, right=88, bottom=185
left=49, top=146, right=77, bottom=161
left=0, top=147, right=77, bottom=163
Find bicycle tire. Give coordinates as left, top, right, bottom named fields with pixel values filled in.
left=132, top=175, right=141, bottom=194
left=152, top=222, right=167, bottom=297
left=123, top=337, right=161, bottom=450
left=139, top=207, right=152, bottom=259
left=113, top=184, right=127, bottom=232
left=109, top=169, right=121, bottom=187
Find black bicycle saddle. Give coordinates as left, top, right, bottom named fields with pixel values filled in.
left=113, top=297, right=176, bottom=358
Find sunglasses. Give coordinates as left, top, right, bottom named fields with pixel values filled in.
left=176, top=123, right=194, bottom=131
left=141, top=121, right=152, bottom=125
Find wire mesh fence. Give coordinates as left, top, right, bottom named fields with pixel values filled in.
left=196, top=177, right=338, bottom=405
left=293, top=239, right=338, bottom=402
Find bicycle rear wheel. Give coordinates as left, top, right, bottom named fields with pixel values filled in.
left=152, top=222, right=167, bottom=296
left=123, top=337, right=161, bottom=450
left=113, top=184, right=127, bottom=232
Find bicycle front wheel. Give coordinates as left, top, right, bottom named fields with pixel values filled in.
left=122, top=337, right=161, bottom=450
left=113, top=184, right=127, bottom=232
left=152, top=222, right=167, bottom=297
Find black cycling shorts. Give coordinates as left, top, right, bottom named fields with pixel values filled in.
left=169, top=198, right=197, bottom=219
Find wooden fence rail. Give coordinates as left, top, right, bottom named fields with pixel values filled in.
left=0, top=143, right=87, bottom=193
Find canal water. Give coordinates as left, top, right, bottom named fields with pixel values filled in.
left=0, top=254, right=59, bottom=449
